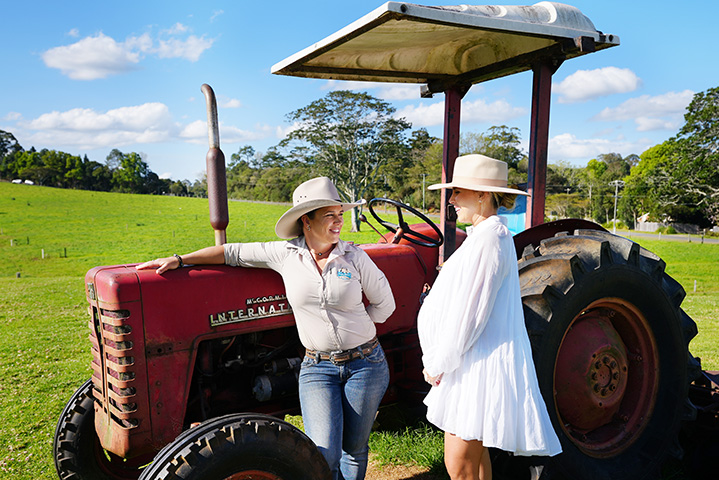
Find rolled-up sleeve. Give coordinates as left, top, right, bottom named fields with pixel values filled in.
left=356, top=249, right=395, bottom=324
left=223, top=241, right=287, bottom=270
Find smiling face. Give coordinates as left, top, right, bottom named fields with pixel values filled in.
left=449, top=187, right=484, bottom=225
left=303, top=205, right=344, bottom=245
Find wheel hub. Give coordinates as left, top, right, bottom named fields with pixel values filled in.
left=553, top=300, right=659, bottom=456
left=555, top=314, right=629, bottom=431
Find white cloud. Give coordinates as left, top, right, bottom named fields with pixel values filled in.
left=21, top=103, right=178, bottom=149
left=155, top=35, right=214, bottom=61
left=461, top=98, right=527, bottom=123
left=179, top=120, right=207, bottom=141
left=322, top=80, right=423, bottom=101
left=67, top=28, right=79, bottom=38
left=163, top=23, right=189, bottom=35
left=17, top=100, right=274, bottom=153
left=42, top=33, right=141, bottom=80
left=180, top=120, right=273, bottom=144
left=395, top=102, right=445, bottom=126
left=276, top=122, right=302, bottom=139
left=27, top=103, right=172, bottom=131
left=3, top=112, right=22, bottom=121
left=220, top=124, right=274, bottom=144
left=219, top=97, right=242, bottom=109
left=211, top=10, right=225, bottom=22
left=42, top=26, right=215, bottom=80
left=125, top=33, right=153, bottom=53
left=395, top=97, right=526, bottom=127
left=634, top=117, right=678, bottom=132
left=548, top=132, right=651, bottom=161
left=594, top=90, right=693, bottom=131
left=377, top=84, right=424, bottom=101
left=554, top=67, right=641, bottom=103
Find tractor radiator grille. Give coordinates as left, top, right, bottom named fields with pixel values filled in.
left=89, top=307, right=140, bottom=428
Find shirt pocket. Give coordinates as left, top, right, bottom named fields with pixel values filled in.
left=325, top=264, right=362, bottom=309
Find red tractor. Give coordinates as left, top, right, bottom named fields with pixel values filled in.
left=54, top=3, right=717, bottom=480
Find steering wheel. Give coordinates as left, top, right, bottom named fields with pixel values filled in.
left=367, top=198, right=443, bottom=248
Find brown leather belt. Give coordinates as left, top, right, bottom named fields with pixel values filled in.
left=305, top=337, right=380, bottom=364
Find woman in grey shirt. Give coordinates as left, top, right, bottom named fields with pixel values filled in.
left=137, top=177, right=395, bottom=480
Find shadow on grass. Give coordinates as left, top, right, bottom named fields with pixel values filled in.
left=371, top=402, right=449, bottom=480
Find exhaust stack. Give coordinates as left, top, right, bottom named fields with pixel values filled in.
left=201, top=84, right=229, bottom=246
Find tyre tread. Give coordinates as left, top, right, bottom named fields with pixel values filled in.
left=517, top=229, right=699, bottom=480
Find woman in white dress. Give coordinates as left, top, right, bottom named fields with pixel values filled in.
left=418, top=154, right=562, bottom=480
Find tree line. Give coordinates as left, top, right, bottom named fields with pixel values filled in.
left=2, top=87, right=717, bottom=230
left=0, top=133, right=201, bottom=196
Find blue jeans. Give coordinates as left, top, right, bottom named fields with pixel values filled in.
left=298, top=344, right=389, bottom=480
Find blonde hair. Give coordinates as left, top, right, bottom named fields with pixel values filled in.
left=487, top=191, right=518, bottom=211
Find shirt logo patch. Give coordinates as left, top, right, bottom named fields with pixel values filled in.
left=337, top=268, right=352, bottom=280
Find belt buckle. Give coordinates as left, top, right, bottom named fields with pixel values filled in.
left=329, top=349, right=347, bottom=365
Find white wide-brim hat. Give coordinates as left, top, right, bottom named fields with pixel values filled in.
left=275, top=176, right=366, bottom=239
left=428, top=154, right=530, bottom=196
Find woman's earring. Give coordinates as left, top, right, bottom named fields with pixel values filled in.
left=306, top=224, right=311, bottom=231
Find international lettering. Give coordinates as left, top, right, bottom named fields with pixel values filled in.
left=209, top=294, right=292, bottom=327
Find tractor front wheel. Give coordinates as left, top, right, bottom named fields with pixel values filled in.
left=518, top=230, right=699, bottom=480
left=54, top=379, right=148, bottom=480
left=137, top=413, right=330, bottom=480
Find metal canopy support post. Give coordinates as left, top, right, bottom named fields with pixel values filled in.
left=439, top=86, right=468, bottom=264
left=526, top=61, right=556, bottom=229
left=270, top=2, right=618, bottom=239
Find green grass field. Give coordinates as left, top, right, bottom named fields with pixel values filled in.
left=1, top=181, right=717, bottom=479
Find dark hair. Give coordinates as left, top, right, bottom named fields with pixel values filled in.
left=296, top=209, right=317, bottom=236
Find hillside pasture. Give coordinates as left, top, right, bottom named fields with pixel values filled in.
left=1, top=181, right=716, bottom=479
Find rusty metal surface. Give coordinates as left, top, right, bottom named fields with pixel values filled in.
left=554, top=299, right=659, bottom=456
left=201, top=84, right=228, bottom=245
left=526, top=61, right=554, bottom=229
left=438, top=87, right=464, bottom=263
left=85, top=232, right=440, bottom=459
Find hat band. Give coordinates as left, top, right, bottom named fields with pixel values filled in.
left=451, top=176, right=506, bottom=188
left=294, top=198, right=341, bottom=206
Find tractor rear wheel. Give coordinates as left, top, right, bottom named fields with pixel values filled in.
left=518, top=229, right=699, bottom=480
left=137, top=413, right=330, bottom=480
left=54, top=379, right=148, bottom=480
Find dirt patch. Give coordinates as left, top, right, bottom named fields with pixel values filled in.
left=366, top=456, right=444, bottom=480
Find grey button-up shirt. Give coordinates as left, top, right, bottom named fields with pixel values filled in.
left=224, top=237, right=395, bottom=351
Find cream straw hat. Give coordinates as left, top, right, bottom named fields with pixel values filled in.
left=428, top=154, right=529, bottom=196
left=275, top=177, right=365, bottom=239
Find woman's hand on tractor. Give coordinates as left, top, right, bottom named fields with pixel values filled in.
left=136, top=256, right=180, bottom=275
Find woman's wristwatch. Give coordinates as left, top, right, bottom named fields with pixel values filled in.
left=173, top=254, right=184, bottom=268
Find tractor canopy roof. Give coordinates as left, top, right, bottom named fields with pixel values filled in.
left=271, top=1, right=618, bottom=94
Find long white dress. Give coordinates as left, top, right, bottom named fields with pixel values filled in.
left=418, top=215, right=562, bottom=456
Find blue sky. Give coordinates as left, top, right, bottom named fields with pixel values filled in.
left=2, top=1, right=717, bottom=182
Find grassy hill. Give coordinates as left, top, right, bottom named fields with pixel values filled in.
left=1, top=180, right=717, bottom=479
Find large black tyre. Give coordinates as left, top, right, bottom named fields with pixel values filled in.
left=137, top=413, right=331, bottom=480
left=54, top=379, right=147, bottom=480
left=517, top=229, right=700, bottom=480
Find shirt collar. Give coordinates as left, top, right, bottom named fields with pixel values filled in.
left=287, top=236, right=348, bottom=257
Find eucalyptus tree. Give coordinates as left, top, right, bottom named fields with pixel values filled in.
left=280, top=90, right=412, bottom=231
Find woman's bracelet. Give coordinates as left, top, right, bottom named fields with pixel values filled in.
left=173, top=254, right=184, bottom=268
